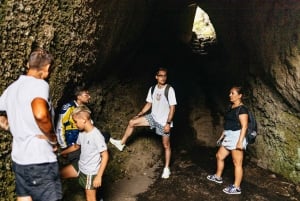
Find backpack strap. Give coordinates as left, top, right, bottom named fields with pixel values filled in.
left=151, top=85, right=155, bottom=97
left=164, top=84, right=171, bottom=102
left=151, top=84, right=171, bottom=103
left=235, top=105, right=242, bottom=128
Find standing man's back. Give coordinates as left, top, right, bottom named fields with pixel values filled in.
left=0, top=48, right=62, bottom=201
left=4, top=75, right=56, bottom=164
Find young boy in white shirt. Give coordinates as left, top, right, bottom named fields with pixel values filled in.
left=60, top=105, right=109, bottom=201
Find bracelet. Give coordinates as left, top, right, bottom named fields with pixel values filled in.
left=47, top=139, right=58, bottom=145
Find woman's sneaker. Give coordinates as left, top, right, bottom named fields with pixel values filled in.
left=207, top=174, right=223, bottom=184
left=223, top=184, right=241, bottom=195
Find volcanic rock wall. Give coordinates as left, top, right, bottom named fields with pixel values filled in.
left=196, top=0, right=300, bottom=183
left=0, top=0, right=152, bottom=198
left=1, top=0, right=300, bottom=199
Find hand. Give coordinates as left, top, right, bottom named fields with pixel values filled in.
left=36, top=134, right=47, bottom=139
left=163, top=124, right=171, bottom=133
left=216, top=139, right=222, bottom=147
left=216, top=136, right=224, bottom=147
left=133, top=115, right=140, bottom=119
left=93, top=175, right=102, bottom=188
left=236, top=141, right=243, bottom=150
left=0, top=116, right=9, bottom=131
left=36, top=134, right=58, bottom=152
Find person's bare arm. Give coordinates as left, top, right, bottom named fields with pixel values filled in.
left=136, top=102, right=152, bottom=117
left=164, top=105, right=175, bottom=133
left=167, top=105, right=175, bottom=123
left=0, top=115, right=9, bottom=131
left=93, top=150, right=109, bottom=188
left=60, top=144, right=80, bottom=155
left=236, top=113, right=248, bottom=150
left=31, top=97, right=57, bottom=143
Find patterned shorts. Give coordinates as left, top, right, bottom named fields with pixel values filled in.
left=145, top=114, right=170, bottom=136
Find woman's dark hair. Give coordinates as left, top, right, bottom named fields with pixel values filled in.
left=231, top=86, right=247, bottom=100
left=232, top=86, right=244, bottom=95
left=28, top=48, right=54, bottom=69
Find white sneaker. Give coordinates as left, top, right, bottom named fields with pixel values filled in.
left=109, top=138, right=125, bottom=151
left=161, top=167, right=171, bottom=179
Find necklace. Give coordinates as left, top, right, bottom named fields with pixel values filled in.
left=232, top=102, right=243, bottom=108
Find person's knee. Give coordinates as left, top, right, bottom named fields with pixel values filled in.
left=216, top=152, right=225, bottom=161
left=232, top=158, right=243, bottom=167
left=162, top=141, right=170, bottom=149
left=128, top=119, right=137, bottom=127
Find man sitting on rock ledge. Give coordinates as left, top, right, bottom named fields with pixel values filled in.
left=110, top=67, right=177, bottom=179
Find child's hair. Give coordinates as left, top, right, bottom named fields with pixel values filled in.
left=72, top=105, right=91, bottom=119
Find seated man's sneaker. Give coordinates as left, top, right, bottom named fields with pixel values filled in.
left=161, top=167, right=171, bottom=179
left=109, top=138, right=125, bottom=151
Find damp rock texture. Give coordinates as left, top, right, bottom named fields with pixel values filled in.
left=0, top=0, right=151, bottom=199
left=1, top=0, right=300, bottom=199
left=196, top=0, right=300, bottom=184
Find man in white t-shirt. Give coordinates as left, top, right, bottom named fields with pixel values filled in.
left=110, top=67, right=177, bottom=179
left=0, top=48, right=62, bottom=201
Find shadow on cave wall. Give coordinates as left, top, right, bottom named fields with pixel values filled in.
left=122, top=34, right=228, bottom=153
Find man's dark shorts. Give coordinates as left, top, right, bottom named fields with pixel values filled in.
left=13, top=161, right=62, bottom=201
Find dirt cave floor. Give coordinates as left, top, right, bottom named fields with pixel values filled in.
left=61, top=145, right=300, bottom=201
left=136, top=146, right=300, bottom=201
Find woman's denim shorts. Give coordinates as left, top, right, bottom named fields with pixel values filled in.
left=222, top=130, right=247, bottom=150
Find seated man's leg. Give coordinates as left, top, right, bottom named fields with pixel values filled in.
left=60, top=163, right=79, bottom=179
left=109, top=115, right=150, bottom=151
left=121, top=116, right=150, bottom=144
